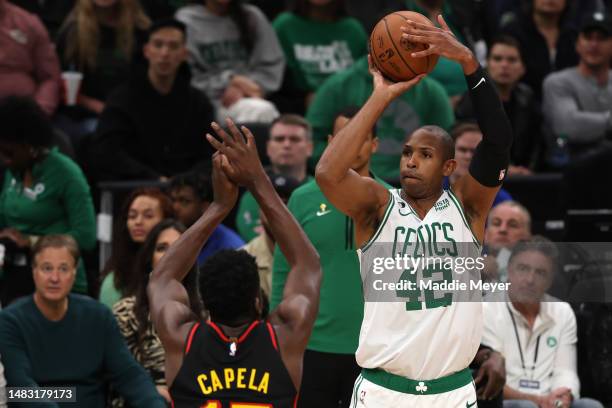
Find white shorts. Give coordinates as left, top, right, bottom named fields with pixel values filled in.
left=349, top=373, right=478, bottom=408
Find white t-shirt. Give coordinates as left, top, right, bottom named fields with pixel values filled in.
left=482, top=297, right=580, bottom=397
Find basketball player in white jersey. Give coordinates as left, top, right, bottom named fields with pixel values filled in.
left=315, top=15, right=513, bottom=407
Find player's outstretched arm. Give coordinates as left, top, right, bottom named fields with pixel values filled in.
left=316, top=57, right=422, bottom=243
left=207, top=119, right=321, bottom=388
left=148, top=153, right=238, bottom=385
left=402, top=15, right=513, bottom=242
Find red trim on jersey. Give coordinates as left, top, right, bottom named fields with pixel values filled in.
left=293, top=393, right=299, bottom=408
left=207, top=321, right=259, bottom=343
left=185, top=322, right=201, bottom=355
left=266, top=322, right=278, bottom=351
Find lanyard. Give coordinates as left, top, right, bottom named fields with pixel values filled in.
left=507, top=305, right=540, bottom=377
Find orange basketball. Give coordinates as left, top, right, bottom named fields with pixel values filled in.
left=369, top=11, right=440, bottom=82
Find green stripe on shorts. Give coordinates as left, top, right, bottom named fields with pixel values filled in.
left=361, top=367, right=472, bottom=395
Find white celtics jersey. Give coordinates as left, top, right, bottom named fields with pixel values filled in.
left=356, top=188, right=483, bottom=380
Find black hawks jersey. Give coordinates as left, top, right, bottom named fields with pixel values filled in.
left=170, top=320, right=297, bottom=408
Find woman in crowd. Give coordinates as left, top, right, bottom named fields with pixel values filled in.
left=501, top=0, right=579, bottom=100
left=272, top=0, right=367, bottom=114
left=112, top=219, right=202, bottom=406
left=0, top=96, right=96, bottom=305
left=99, top=187, right=173, bottom=308
left=175, top=0, right=284, bottom=122
left=54, top=0, right=151, bottom=141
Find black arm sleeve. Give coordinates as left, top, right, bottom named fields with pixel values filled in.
left=466, top=66, right=513, bottom=187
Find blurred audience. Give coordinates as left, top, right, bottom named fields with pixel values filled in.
left=456, top=35, right=543, bottom=174
left=542, top=12, right=612, bottom=166
left=272, top=0, right=368, bottom=114
left=10, top=0, right=75, bottom=39
left=404, top=0, right=469, bottom=105
left=235, top=114, right=313, bottom=241
left=0, top=0, right=60, bottom=116
left=112, top=219, right=203, bottom=407
left=54, top=0, right=151, bottom=143
left=91, top=19, right=215, bottom=181
left=243, top=172, right=301, bottom=297
left=0, top=96, right=95, bottom=304
left=448, top=123, right=512, bottom=206
left=272, top=107, right=383, bottom=408
left=0, top=235, right=166, bottom=408
left=176, top=0, right=284, bottom=122
left=484, top=201, right=533, bottom=283
left=307, top=55, right=454, bottom=180
left=483, top=237, right=604, bottom=408
left=99, top=188, right=173, bottom=308
left=169, top=171, right=243, bottom=265
left=0, top=354, right=4, bottom=408
left=501, top=0, right=579, bottom=100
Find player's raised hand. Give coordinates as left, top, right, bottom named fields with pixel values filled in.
left=368, top=54, right=424, bottom=102
left=206, top=118, right=267, bottom=187
left=211, top=152, right=239, bottom=210
left=400, top=15, right=477, bottom=72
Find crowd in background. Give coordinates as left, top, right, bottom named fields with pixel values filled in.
left=0, top=0, right=611, bottom=407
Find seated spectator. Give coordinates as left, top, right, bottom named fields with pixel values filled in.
left=0, top=235, right=166, bottom=408
left=542, top=12, right=612, bottom=166
left=403, top=0, right=469, bottom=105
left=112, top=219, right=203, bottom=407
left=484, top=200, right=532, bottom=283
left=175, top=0, right=284, bottom=121
left=0, top=0, right=60, bottom=116
left=307, top=55, right=454, bottom=181
left=54, top=0, right=151, bottom=143
left=236, top=114, right=313, bottom=241
left=169, top=171, right=243, bottom=265
left=99, top=188, right=173, bottom=308
left=501, top=0, right=579, bottom=100
left=447, top=123, right=512, bottom=206
left=482, top=237, right=604, bottom=408
left=243, top=173, right=300, bottom=297
left=345, top=0, right=404, bottom=33
left=272, top=0, right=368, bottom=114
left=9, top=0, right=75, bottom=39
left=91, top=19, right=215, bottom=181
left=0, top=96, right=95, bottom=304
left=456, top=36, right=543, bottom=174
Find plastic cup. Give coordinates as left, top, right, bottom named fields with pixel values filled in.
left=62, top=71, right=83, bottom=106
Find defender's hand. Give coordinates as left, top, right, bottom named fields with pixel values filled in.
left=474, top=350, right=506, bottom=400
left=211, top=152, right=238, bottom=211
left=400, top=15, right=477, bottom=73
left=368, top=55, right=424, bottom=103
left=206, top=118, right=267, bottom=188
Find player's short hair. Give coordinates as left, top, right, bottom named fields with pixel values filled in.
left=32, top=235, right=80, bottom=267
left=270, top=114, right=312, bottom=140
left=169, top=171, right=213, bottom=203
left=334, top=106, right=378, bottom=138
left=508, top=236, right=559, bottom=275
left=198, top=250, right=260, bottom=325
left=488, top=35, right=524, bottom=61
left=407, top=125, right=455, bottom=161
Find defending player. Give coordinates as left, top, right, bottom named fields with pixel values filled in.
left=315, top=16, right=513, bottom=407
left=148, top=121, right=321, bottom=407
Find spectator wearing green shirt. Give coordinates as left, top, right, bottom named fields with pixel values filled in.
left=272, top=0, right=368, bottom=114
left=272, top=107, right=390, bottom=408
left=0, top=96, right=95, bottom=305
left=0, top=235, right=166, bottom=408
left=306, top=56, right=454, bottom=181
left=235, top=114, right=313, bottom=241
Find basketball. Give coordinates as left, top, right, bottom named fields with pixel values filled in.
left=369, top=11, right=440, bottom=82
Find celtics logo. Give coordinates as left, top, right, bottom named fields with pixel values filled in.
left=547, top=336, right=558, bottom=347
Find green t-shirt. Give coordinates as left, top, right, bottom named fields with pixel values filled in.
left=0, top=148, right=96, bottom=293
left=271, top=175, right=391, bottom=354
left=273, top=12, right=368, bottom=92
left=403, top=0, right=468, bottom=96
left=306, top=56, right=454, bottom=181
left=236, top=175, right=314, bottom=242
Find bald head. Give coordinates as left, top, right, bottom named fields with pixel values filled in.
left=406, top=126, right=455, bottom=162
